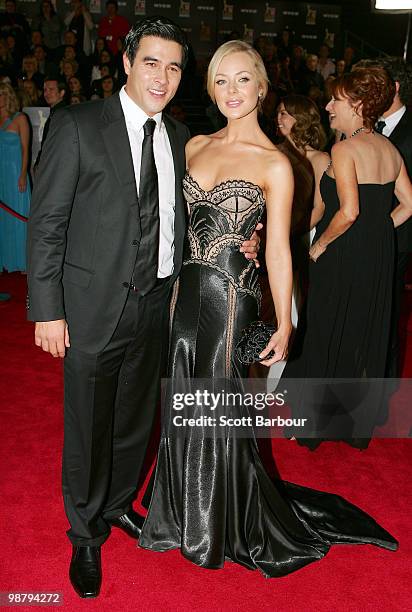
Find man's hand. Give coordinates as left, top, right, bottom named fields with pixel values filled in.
left=35, top=319, right=70, bottom=358
left=240, top=222, right=263, bottom=268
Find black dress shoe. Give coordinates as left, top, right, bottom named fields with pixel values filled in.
left=108, top=509, right=145, bottom=539
left=69, top=545, right=101, bottom=598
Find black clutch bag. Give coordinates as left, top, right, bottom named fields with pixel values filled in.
left=235, top=321, right=277, bottom=365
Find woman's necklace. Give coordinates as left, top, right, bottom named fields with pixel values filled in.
left=350, top=126, right=372, bottom=138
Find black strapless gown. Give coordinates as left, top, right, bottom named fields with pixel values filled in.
left=138, top=174, right=398, bottom=577
left=283, top=174, right=396, bottom=446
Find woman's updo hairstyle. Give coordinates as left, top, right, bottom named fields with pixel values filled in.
left=330, top=67, right=395, bottom=130
left=282, top=94, right=326, bottom=150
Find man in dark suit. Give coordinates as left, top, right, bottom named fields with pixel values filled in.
left=376, top=58, right=412, bottom=377
left=34, top=77, right=67, bottom=170
left=27, top=17, right=257, bottom=599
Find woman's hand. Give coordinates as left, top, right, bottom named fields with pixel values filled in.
left=259, top=325, right=292, bottom=366
left=18, top=174, right=27, bottom=192
left=309, top=240, right=326, bottom=262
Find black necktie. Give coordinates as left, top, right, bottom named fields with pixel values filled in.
left=375, top=120, right=386, bottom=134
left=132, top=118, right=159, bottom=294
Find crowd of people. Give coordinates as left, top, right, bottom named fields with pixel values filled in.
left=0, top=3, right=393, bottom=265
left=1, top=4, right=411, bottom=375
left=0, top=0, right=369, bottom=121
left=1, top=5, right=412, bottom=384
left=0, top=0, right=129, bottom=105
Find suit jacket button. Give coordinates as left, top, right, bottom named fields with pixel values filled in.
left=123, top=282, right=129, bottom=288
left=132, top=240, right=138, bottom=246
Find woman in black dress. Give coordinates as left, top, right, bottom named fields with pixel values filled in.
left=139, top=45, right=399, bottom=577
left=284, top=68, right=412, bottom=449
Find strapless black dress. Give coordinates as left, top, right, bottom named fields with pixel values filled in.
left=283, top=173, right=396, bottom=446
left=138, top=174, right=398, bottom=577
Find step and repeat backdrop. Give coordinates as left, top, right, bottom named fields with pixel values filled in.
left=9, top=0, right=342, bottom=57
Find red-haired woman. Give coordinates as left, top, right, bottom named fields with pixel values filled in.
left=284, top=67, right=412, bottom=449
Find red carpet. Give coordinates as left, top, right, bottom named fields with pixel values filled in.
left=1, top=272, right=411, bottom=611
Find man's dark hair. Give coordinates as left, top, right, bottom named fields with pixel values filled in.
left=124, top=16, right=188, bottom=69
left=64, top=30, right=78, bottom=42
left=39, top=1, right=56, bottom=18
left=44, top=77, right=66, bottom=93
left=379, top=57, right=412, bottom=106
left=354, top=57, right=412, bottom=106
left=34, top=44, right=47, bottom=54
left=106, top=0, right=118, bottom=7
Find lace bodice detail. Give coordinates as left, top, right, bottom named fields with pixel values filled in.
left=182, top=172, right=265, bottom=300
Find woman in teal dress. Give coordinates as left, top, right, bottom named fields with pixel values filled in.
left=0, top=83, right=31, bottom=272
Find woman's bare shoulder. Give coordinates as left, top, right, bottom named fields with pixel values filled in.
left=308, top=149, right=331, bottom=173
left=185, top=132, right=223, bottom=163
left=259, top=147, right=293, bottom=195
left=264, top=145, right=293, bottom=172
left=186, top=131, right=225, bottom=148
left=6, top=112, right=28, bottom=132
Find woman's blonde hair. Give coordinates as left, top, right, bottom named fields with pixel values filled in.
left=207, top=40, right=269, bottom=108
left=60, top=58, right=79, bottom=75
left=0, top=82, right=20, bottom=116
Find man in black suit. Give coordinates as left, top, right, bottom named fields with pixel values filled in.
left=376, top=58, right=412, bottom=377
left=27, top=17, right=257, bottom=599
left=34, top=78, right=67, bottom=170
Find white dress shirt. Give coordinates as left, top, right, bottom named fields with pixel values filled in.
left=380, top=105, right=407, bottom=138
left=317, top=58, right=335, bottom=81
left=119, top=86, right=175, bottom=277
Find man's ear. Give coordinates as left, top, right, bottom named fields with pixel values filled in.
left=123, top=52, right=131, bottom=76
left=395, top=80, right=401, bottom=97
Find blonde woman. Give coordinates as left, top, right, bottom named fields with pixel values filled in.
left=139, top=41, right=397, bottom=577
left=0, top=83, right=30, bottom=271
left=21, top=78, right=40, bottom=107
left=60, top=59, right=79, bottom=83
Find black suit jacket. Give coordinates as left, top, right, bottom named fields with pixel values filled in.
left=389, top=109, right=412, bottom=253
left=34, top=100, right=67, bottom=170
left=27, top=93, right=190, bottom=353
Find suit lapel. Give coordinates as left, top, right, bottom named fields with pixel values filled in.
left=99, top=102, right=187, bottom=273
left=389, top=109, right=408, bottom=147
left=100, top=93, right=138, bottom=207
left=163, top=114, right=187, bottom=272
left=163, top=114, right=184, bottom=195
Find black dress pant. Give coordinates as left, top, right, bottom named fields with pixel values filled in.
left=62, top=280, right=171, bottom=546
